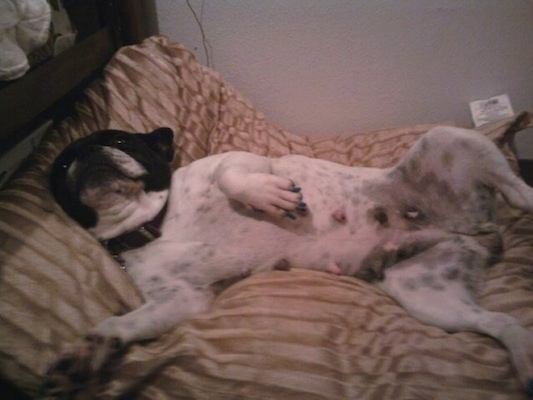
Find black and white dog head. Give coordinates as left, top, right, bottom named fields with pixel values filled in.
left=49, top=128, right=175, bottom=233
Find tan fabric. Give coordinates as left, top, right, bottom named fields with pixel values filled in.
left=1, top=36, right=532, bottom=399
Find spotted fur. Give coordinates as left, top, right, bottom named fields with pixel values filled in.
left=47, top=126, right=533, bottom=395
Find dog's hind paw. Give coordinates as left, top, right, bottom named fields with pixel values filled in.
left=43, top=334, right=123, bottom=395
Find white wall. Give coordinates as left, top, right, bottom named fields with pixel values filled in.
left=156, top=0, right=533, bottom=136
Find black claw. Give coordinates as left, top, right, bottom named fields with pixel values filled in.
left=296, top=202, right=307, bottom=210
left=296, top=206, right=307, bottom=215
left=284, top=211, right=297, bottom=220
left=291, top=186, right=301, bottom=193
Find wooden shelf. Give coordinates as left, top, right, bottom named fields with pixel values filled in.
left=0, top=27, right=115, bottom=153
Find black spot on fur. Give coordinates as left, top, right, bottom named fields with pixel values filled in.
left=402, top=279, right=418, bottom=291
left=442, top=267, right=460, bottom=281
left=201, top=248, right=216, bottom=262
left=441, top=151, right=454, bottom=169
left=375, top=208, right=389, bottom=225
left=420, top=273, right=445, bottom=290
left=147, top=276, right=163, bottom=286
left=197, top=204, right=213, bottom=213
left=171, top=262, right=193, bottom=275
left=463, top=272, right=478, bottom=293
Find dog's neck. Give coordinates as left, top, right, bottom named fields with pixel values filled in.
left=89, top=190, right=169, bottom=241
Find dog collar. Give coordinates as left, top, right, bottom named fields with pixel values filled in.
left=101, top=201, right=169, bottom=267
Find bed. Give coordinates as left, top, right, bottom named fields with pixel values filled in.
left=1, top=36, right=533, bottom=400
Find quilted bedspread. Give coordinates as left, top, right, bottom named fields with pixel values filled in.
left=1, top=36, right=533, bottom=399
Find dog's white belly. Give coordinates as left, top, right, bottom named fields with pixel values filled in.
left=126, top=153, right=391, bottom=284
left=168, top=154, right=386, bottom=232
left=123, top=137, right=503, bottom=288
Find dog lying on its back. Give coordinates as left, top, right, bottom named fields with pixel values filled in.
left=47, top=126, right=533, bottom=394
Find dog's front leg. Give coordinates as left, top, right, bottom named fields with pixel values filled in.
left=215, top=152, right=306, bottom=219
left=93, top=280, right=214, bottom=344
left=45, top=281, right=213, bottom=395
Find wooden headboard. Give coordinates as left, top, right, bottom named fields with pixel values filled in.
left=0, top=0, right=155, bottom=155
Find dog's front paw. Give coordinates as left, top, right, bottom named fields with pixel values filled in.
left=43, top=334, right=123, bottom=396
left=241, top=174, right=307, bottom=220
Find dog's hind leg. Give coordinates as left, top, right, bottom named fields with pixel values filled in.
left=390, top=127, right=533, bottom=235
left=377, top=237, right=533, bottom=393
left=424, top=127, right=533, bottom=213
left=392, top=290, right=533, bottom=393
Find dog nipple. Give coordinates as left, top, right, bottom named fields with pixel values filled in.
left=327, top=262, right=343, bottom=275
left=332, top=206, right=347, bottom=223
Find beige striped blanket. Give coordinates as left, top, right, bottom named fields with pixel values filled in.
left=1, top=36, right=532, bottom=399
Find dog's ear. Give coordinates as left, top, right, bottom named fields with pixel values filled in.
left=139, top=128, right=175, bottom=162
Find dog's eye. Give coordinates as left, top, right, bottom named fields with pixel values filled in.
left=112, top=136, right=131, bottom=147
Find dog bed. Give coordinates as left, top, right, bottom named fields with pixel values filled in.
left=1, top=36, right=532, bottom=399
